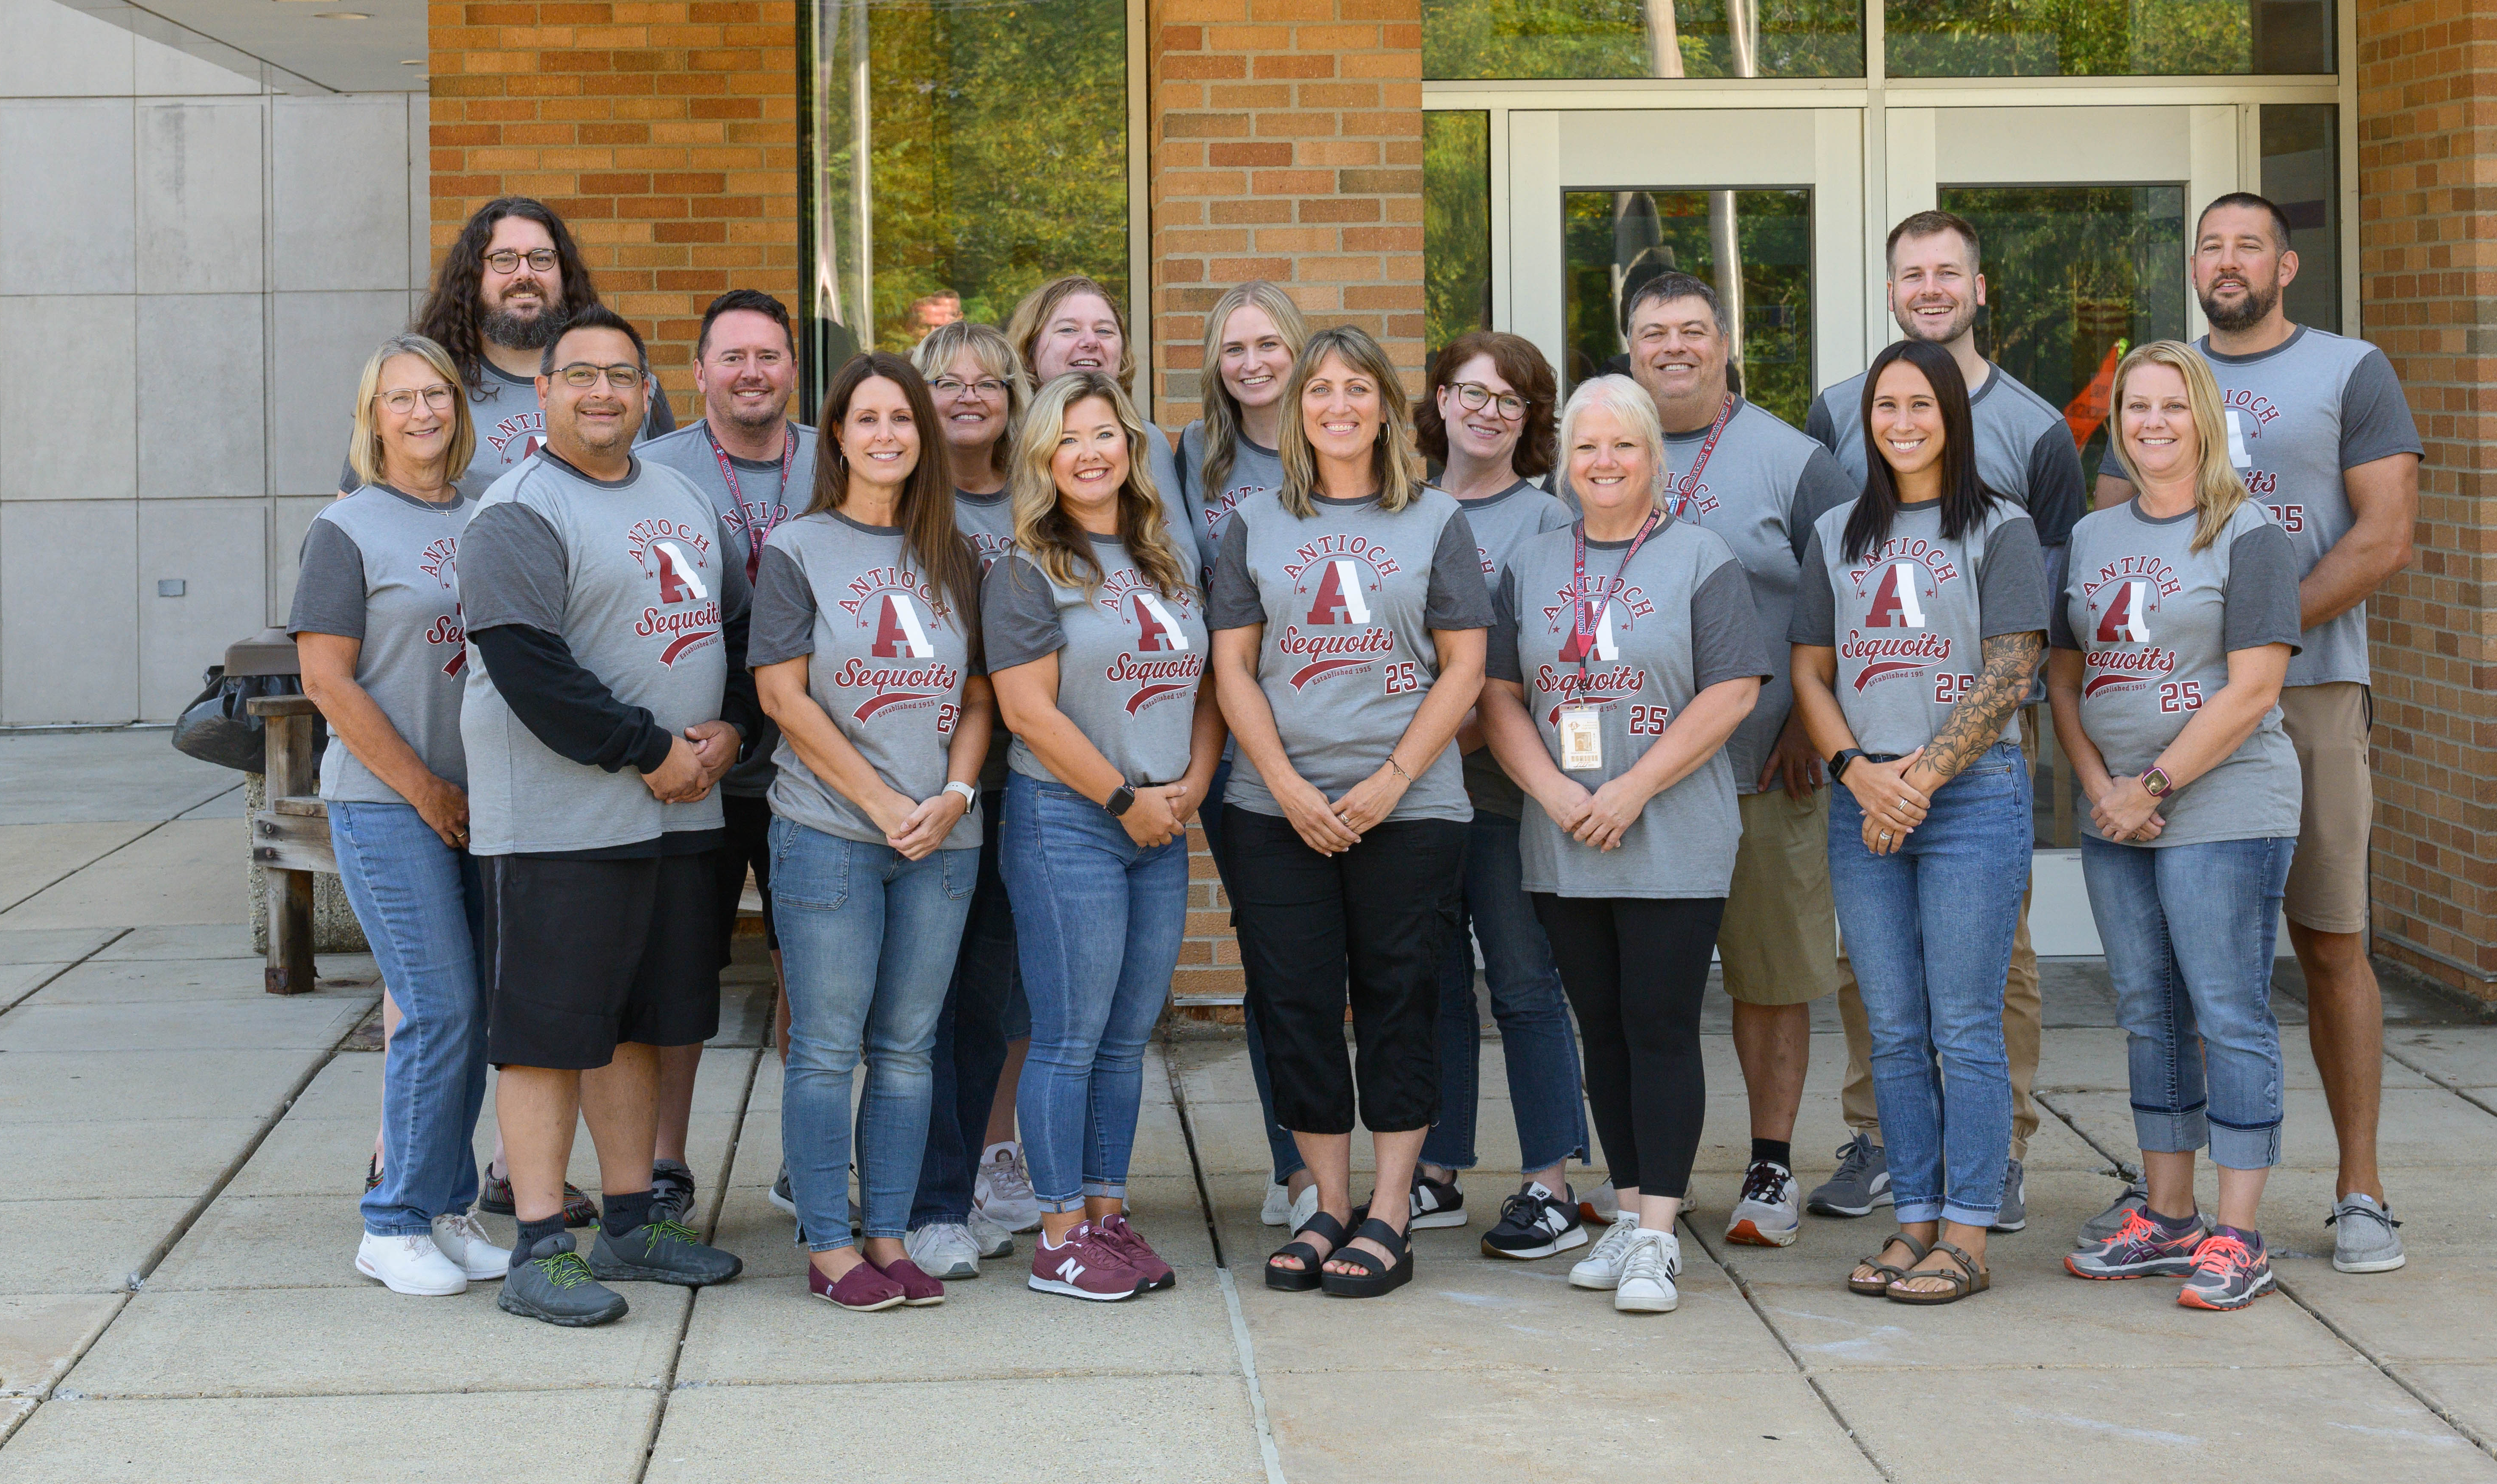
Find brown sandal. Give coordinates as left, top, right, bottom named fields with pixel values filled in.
left=1885, top=1239, right=1990, bottom=1305
left=1848, top=1233, right=1930, bottom=1296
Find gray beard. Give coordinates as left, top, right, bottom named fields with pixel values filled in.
left=483, top=305, right=565, bottom=351
left=2200, top=277, right=2279, bottom=333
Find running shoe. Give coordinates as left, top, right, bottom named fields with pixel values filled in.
left=586, top=1219, right=744, bottom=1287
left=499, top=1232, right=629, bottom=1327
left=478, top=1171, right=599, bottom=1229
left=1260, top=1181, right=1293, bottom=1227
left=966, top=1208, right=1016, bottom=1259
left=1991, top=1157, right=2028, bottom=1233
left=355, top=1231, right=467, bottom=1296
left=2178, top=1230, right=2276, bottom=1311
left=1408, top=1170, right=1467, bottom=1230
left=1096, top=1212, right=1176, bottom=1290
left=1725, top=1160, right=1802, bottom=1247
left=1480, top=1181, right=1587, bottom=1260
left=2077, top=1173, right=2150, bottom=1246
left=1577, top=1178, right=1619, bottom=1227
left=1805, top=1133, right=1890, bottom=1218
left=2064, top=1208, right=2205, bottom=1280
left=975, top=1142, right=1043, bottom=1233
left=649, top=1159, right=697, bottom=1226
left=767, top=1165, right=796, bottom=1217
left=903, top=1221, right=982, bottom=1281
left=2328, top=1194, right=2406, bottom=1274
left=1027, top=1223, right=1145, bottom=1301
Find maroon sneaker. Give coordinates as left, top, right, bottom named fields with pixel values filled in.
left=869, top=1254, right=946, bottom=1307
left=1097, top=1214, right=1175, bottom=1291
left=1026, top=1223, right=1144, bottom=1302
left=809, top=1257, right=906, bottom=1312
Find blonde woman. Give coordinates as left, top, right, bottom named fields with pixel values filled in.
left=1208, top=326, right=1492, bottom=1299
left=2053, top=342, right=2300, bottom=1311
left=983, top=371, right=1226, bottom=1300
left=292, top=334, right=511, bottom=1295
left=1007, top=274, right=1182, bottom=507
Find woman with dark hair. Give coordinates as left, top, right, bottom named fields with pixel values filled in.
left=1209, top=326, right=1493, bottom=1299
left=1406, top=330, right=1592, bottom=1258
left=1788, top=337, right=2048, bottom=1306
left=752, top=351, right=996, bottom=1313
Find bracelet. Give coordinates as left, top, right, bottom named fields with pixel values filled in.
left=1385, top=755, right=1413, bottom=783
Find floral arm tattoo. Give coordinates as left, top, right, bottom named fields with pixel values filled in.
left=1921, top=631, right=2043, bottom=782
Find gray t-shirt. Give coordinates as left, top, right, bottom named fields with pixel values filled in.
left=1177, top=421, right=1284, bottom=587
left=982, top=536, right=1210, bottom=787
left=2051, top=499, right=2303, bottom=846
left=748, top=511, right=984, bottom=852
left=287, top=485, right=477, bottom=804
left=340, top=361, right=678, bottom=500
left=1487, top=514, right=1770, bottom=897
left=1805, top=361, right=2087, bottom=549
left=1451, top=480, right=1575, bottom=819
left=955, top=488, right=1018, bottom=792
left=1650, top=400, right=1856, bottom=794
left=2101, top=327, right=2421, bottom=689
left=638, top=420, right=819, bottom=798
left=1790, top=498, right=2049, bottom=757
left=1207, top=488, right=1494, bottom=824
left=457, top=454, right=746, bottom=854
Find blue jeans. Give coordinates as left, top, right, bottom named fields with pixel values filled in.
left=909, top=792, right=1018, bottom=1229
left=1425, top=812, right=1588, bottom=1174
left=1828, top=743, right=2028, bottom=1227
left=1198, top=758, right=1303, bottom=1184
left=771, top=818, right=976, bottom=1249
left=330, top=800, right=486, bottom=1238
left=1001, top=773, right=1190, bottom=1209
left=2083, top=833, right=2293, bottom=1170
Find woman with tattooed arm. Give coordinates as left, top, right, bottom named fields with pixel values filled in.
left=1788, top=338, right=2049, bottom=1307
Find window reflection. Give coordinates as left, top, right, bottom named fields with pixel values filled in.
left=1423, top=0, right=1861, bottom=80
left=2261, top=104, right=2340, bottom=333
left=1425, top=112, right=1493, bottom=355
left=1889, top=0, right=2332, bottom=77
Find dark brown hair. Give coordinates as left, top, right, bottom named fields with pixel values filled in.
left=415, top=197, right=600, bottom=388
left=1417, top=329, right=1558, bottom=480
left=1844, top=338, right=1999, bottom=563
left=808, top=352, right=983, bottom=625
left=1886, top=209, right=1982, bottom=272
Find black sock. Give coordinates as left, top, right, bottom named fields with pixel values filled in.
left=603, top=1189, right=655, bottom=1239
left=1751, top=1138, right=1793, bottom=1171
left=517, top=1214, right=566, bottom=1256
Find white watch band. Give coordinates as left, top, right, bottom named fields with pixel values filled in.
left=943, top=781, right=978, bottom=807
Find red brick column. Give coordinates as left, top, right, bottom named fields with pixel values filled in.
left=2355, top=0, right=2497, bottom=999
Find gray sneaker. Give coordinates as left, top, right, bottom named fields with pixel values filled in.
left=498, top=1232, right=629, bottom=1327
left=767, top=1165, right=796, bottom=1216
left=649, top=1159, right=697, bottom=1226
left=2328, top=1194, right=2405, bottom=1274
left=1990, top=1158, right=2027, bottom=1233
left=587, top=1219, right=745, bottom=1287
left=1806, top=1133, right=1892, bottom=1218
left=2079, top=1175, right=2215, bottom=1248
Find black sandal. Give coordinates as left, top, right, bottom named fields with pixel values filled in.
left=1266, top=1210, right=1347, bottom=1292
left=1319, top=1216, right=1413, bottom=1298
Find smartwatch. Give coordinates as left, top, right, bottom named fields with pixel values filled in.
left=1105, top=783, right=1137, bottom=818
left=2139, top=766, right=2174, bottom=799
left=943, top=780, right=978, bottom=809
left=1829, top=748, right=1867, bottom=783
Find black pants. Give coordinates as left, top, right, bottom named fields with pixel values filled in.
left=1532, top=894, right=1723, bottom=1200
left=709, top=793, right=777, bottom=968
left=1226, top=806, right=1466, bottom=1135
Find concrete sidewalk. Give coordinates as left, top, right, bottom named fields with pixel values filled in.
left=0, top=730, right=2492, bottom=1483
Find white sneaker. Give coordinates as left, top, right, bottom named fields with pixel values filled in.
left=974, top=1142, right=1043, bottom=1233
left=905, top=1221, right=982, bottom=1280
left=1612, top=1227, right=1682, bottom=1313
left=1579, top=1178, right=1621, bottom=1226
left=430, top=1211, right=512, bottom=1279
left=1725, top=1161, right=1802, bottom=1248
left=1286, top=1182, right=1320, bottom=1232
left=1260, top=1182, right=1292, bottom=1226
left=1569, top=1211, right=1643, bottom=1290
left=355, top=1231, right=468, bottom=1296
left=966, top=1209, right=1016, bottom=1258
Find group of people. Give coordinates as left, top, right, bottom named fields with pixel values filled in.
left=294, top=186, right=2418, bottom=1329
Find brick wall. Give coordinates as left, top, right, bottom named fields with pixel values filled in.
left=2355, top=0, right=2497, bottom=999
left=427, top=0, right=802, bottom=415
left=1150, top=0, right=1424, bottom=1001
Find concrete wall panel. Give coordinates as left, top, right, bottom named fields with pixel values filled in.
left=0, top=296, right=138, bottom=503
left=268, top=292, right=411, bottom=500
left=137, top=498, right=266, bottom=717
left=272, top=96, right=413, bottom=295
left=0, top=0, right=132, bottom=98
left=137, top=100, right=266, bottom=296
left=0, top=99, right=137, bottom=296
left=137, top=294, right=265, bottom=500
left=1, top=500, right=138, bottom=724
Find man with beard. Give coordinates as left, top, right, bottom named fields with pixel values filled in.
left=341, top=197, right=676, bottom=497
left=637, top=290, right=816, bottom=1227
left=459, top=305, right=754, bottom=1325
left=1800, top=211, right=2087, bottom=1236
left=2092, top=193, right=2420, bottom=1272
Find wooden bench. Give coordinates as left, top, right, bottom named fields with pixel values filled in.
left=246, top=694, right=332, bottom=995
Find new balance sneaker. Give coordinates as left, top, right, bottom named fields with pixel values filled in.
left=975, top=1142, right=1043, bottom=1233
left=1612, top=1226, right=1682, bottom=1313
left=1725, top=1161, right=1802, bottom=1248
left=1577, top=1178, right=1619, bottom=1227
left=904, top=1221, right=983, bottom=1281
left=430, top=1211, right=512, bottom=1280
left=1990, top=1158, right=2028, bottom=1233
left=1260, top=1181, right=1293, bottom=1226
left=477, top=1170, right=599, bottom=1228
left=2065, top=1208, right=2206, bottom=1280
left=587, top=1219, right=744, bottom=1287
left=499, top=1232, right=629, bottom=1327
left=1569, top=1211, right=1644, bottom=1290
left=1027, top=1223, right=1144, bottom=1301
left=767, top=1165, right=796, bottom=1217
left=2179, top=1229, right=2276, bottom=1310
left=966, top=1209, right=1016, bottom=1259
left=1409, top=1171, right=1467, bottom=1230
left=649, top=1159, right=697, bottom=1226
left=355, top=1231, right=467, bottom=1296
left=2328, top=1194, right=2406, bottom=1274
left=1097, top=1213, right=1176, bottom=1290
left=1806, top=1134, right=1891, bottom=1218
left=1481, top=1181, right=1587, bottom=1260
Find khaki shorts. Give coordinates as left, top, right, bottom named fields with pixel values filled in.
left=1718, top=787, right=1841, bottom=1006
left=2278, top=681, right=2373, bottom=935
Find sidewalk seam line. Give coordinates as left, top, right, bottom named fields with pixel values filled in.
left=0, top=928, right=131, bottom=1019
left=0, top=816, right=175, bottom=918
left=2378, top=1043, right=2497, bottom=1121
left=640, top=1040, right=766, bottom=1482
left=1682, top=1218, right=1896, bottom=1481
left=1164, top=1037, right=1288, bottom=1484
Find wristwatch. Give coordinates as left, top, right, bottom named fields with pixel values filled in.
left=943, top=780, right=978, bottom=808
left=1105, top=783, right=1137, bottom=817
left=2139, top=766, right=2174, bottom=799
left=1829, top=748, right=1867, bottom=782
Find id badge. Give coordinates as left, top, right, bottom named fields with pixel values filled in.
left=1557, top=705, right=1603, bottom=772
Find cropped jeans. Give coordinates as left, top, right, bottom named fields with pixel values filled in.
left=1828, top=743, right=2029, bottom=1228
left=331, top=800, right=486, bottom=1238
left=2082, top=833, right=2293, bottom=1170
left=1000, top=773, right=1190, bottom=1211
left=771, top=817, right=975, bottom=1250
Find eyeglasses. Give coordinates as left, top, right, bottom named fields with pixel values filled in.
left=377, top=384, right=458, bottom=415
left=484, top=248, right=559, bottom=275
left=553, top=362, right=644, bottom=390
left=1448, top=381, right=1527, bottom=421
left=930, top=376, right=1009, bottom=400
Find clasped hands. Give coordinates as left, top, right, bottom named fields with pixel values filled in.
left=642, top=720, right=741, bottom=805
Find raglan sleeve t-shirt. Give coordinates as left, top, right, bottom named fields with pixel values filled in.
left=981, top=539, right=1209, bottom=787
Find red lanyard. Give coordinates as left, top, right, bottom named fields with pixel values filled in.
left=707, top=424, right=796, bottom=580
left=1569, top=509, right=1663, bottom=682
left=1664, top=395, right=1737, bottom=517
